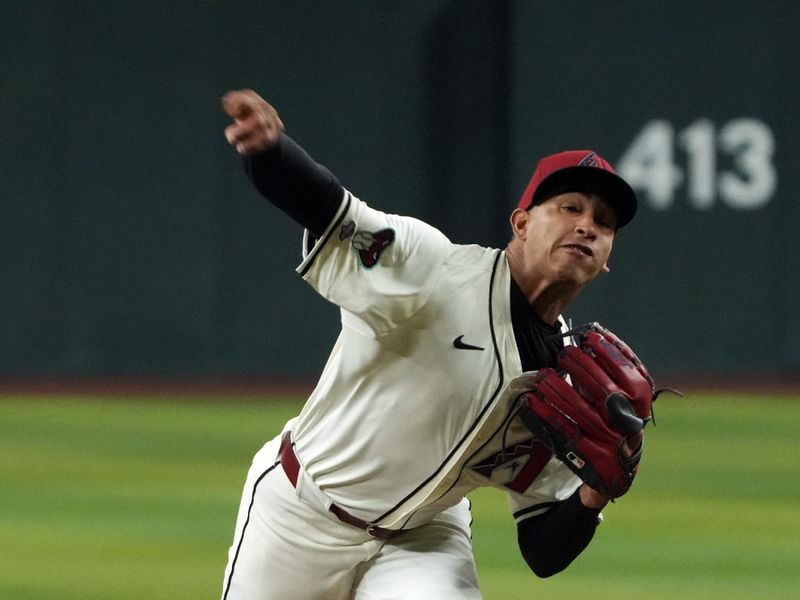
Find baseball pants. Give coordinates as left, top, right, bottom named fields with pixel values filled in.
left=221, top=433, right=481, bottom=600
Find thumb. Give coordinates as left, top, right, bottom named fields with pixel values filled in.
left=222, top=91, right=253, bottom=120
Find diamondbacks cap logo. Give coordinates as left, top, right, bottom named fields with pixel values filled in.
left=578, top=152, right=599, bottom=168
left=351, top=228, right=395, bottom=268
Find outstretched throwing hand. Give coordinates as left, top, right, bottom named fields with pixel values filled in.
left=222, top=89, right=284, bottom=156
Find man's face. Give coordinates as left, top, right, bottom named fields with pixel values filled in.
left=513, top=191, right=617, bottom=287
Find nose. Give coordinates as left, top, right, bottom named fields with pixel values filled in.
left=575, top=210, right=597, bottom=239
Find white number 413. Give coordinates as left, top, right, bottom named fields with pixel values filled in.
left=616, top=118, right=777, bottom=211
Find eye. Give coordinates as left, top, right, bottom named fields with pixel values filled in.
left=595, top=212, right=617, bottom=230
left=597, top=218, right=615, bottom=230
left=561, top=203, right=580, bottom=213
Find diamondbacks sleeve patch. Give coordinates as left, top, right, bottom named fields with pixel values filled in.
left=351, top=228, right=395, bottom=268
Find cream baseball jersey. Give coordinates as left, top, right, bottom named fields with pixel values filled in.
left=290, top=190, right=581, bottom=530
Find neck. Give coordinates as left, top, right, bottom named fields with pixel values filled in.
left=528, top=284, right=581, bottom=324
left=506, top=249, right=583, bottom=325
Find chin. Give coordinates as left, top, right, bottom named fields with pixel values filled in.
left=556, top=268, right=599, bottom=287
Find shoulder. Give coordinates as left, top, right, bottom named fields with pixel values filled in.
left=444, top=243, right=503, bottom=269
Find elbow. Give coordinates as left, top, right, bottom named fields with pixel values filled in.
left=522, top=553, right=568, bottom=579
left=532, top=565, right=564, bottom=579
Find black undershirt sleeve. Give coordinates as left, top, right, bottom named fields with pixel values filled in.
left=243, top=133, right=344, bottom=238
left=516, top=488, right=602, bottom=577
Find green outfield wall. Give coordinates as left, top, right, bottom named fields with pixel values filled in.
left=2, top=1, right=798, bottom=378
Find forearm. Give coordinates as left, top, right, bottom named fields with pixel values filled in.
left=516, top=487, right=603, bottom=578
left=244, top=133, right=344, bottom=237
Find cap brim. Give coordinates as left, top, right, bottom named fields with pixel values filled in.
left=532, top=166, right=638, bottom=228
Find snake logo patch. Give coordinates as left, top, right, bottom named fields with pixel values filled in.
left=351, top=228, right=395, bottom=268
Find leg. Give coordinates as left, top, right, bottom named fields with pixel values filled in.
left=221, top=436, right=374, bottom=600
left=351, top=498, right=482, bottom=600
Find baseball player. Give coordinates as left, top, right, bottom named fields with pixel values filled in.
left=219, top=89, right=653, bottom=600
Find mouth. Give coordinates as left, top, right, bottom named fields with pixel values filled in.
left=561, top=243, right=594, bottom=257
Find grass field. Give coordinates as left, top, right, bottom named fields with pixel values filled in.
left=2, top=392, right=799, bottom=600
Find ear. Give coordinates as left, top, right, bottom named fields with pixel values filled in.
left=509, top=208, right=529, bottom=240
left=602, top=263, right=610, bottom=273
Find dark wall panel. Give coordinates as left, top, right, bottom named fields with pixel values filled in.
left=510, top=0, right=799, bottom=374
left=1, top=1, right=796, bottom=378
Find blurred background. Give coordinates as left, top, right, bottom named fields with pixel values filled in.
left=2, top=2, right=800, bottom=600
left=3, top=0, right=799, bottom=383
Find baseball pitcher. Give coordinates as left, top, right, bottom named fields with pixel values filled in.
left=219, top=89, right=664, bottom=600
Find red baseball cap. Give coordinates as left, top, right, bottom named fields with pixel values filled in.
left=517, top=150, right=637, bottom=228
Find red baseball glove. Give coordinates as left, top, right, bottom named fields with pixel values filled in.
left=520, top=323, right=667, bottom=499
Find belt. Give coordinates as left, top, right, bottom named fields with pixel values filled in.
left=279, top=432, right=403, bottom=540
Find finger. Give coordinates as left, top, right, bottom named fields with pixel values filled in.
left=221, top=91, right=255, bottom=120
left=558, top=346, right=617, bottom=406
left=224, top=123, right=245, bottom=145
left=232, top=134, right=273, bottom=156
left=224, top=114, right=265, bottom=144
left=534, top=370, right=611, bottom=436
left=250, top=103, right=285, bottom=136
